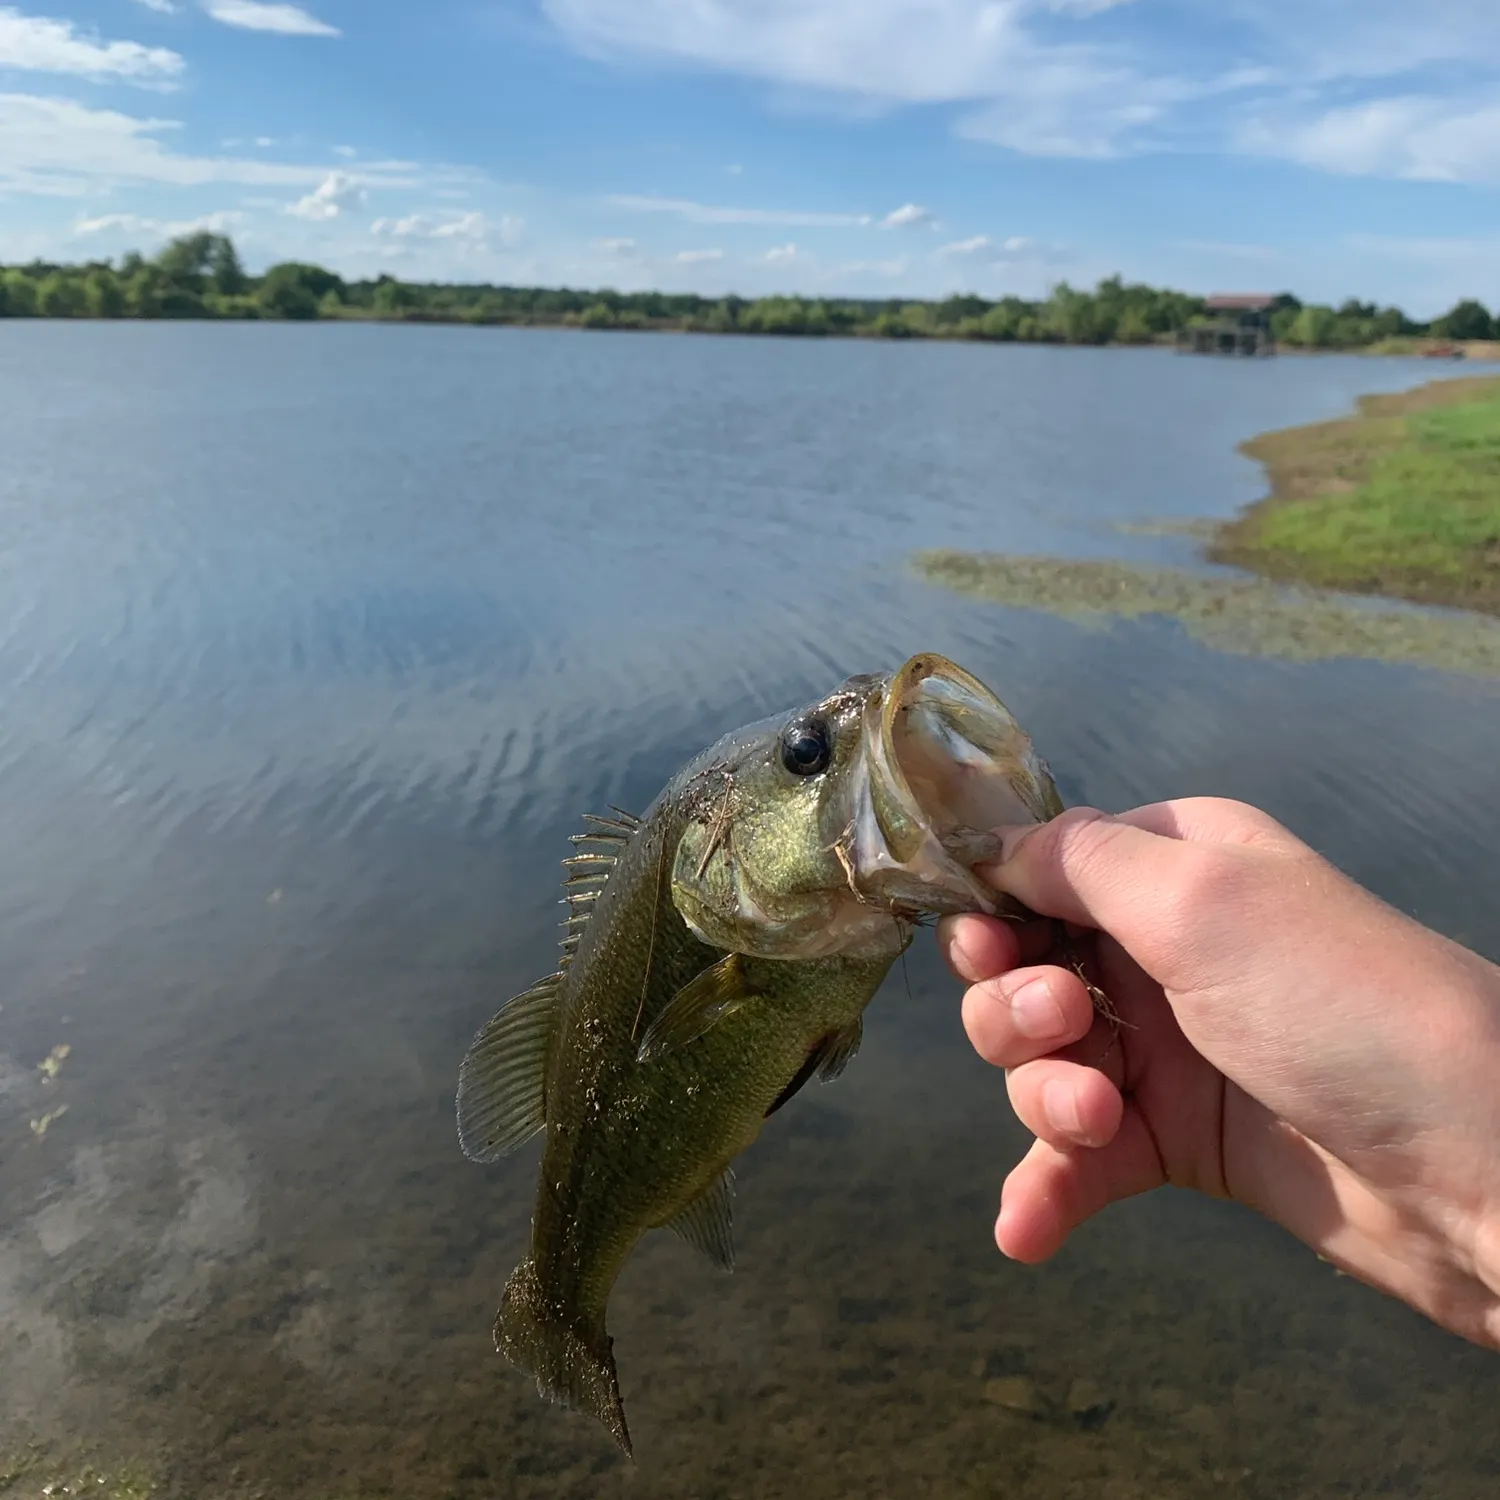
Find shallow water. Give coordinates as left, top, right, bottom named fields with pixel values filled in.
left=1, top=323, right=1498, bottom=1497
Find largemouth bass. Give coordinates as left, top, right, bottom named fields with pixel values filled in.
left=457, top=653, right=1062, bottom=1454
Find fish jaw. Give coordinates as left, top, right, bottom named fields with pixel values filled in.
left=843, top=653, right=1063, bottom=918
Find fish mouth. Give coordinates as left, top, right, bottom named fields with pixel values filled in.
left=847, top=653, right=1062, bottom=918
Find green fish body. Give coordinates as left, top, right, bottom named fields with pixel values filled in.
left=458, top=655, right=1062, bottom=1453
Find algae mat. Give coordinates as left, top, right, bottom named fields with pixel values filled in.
left=914, top=550, right=1500, bottom=679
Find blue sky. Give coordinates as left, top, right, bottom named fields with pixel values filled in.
left=1, top=0, right=1498, bottom=313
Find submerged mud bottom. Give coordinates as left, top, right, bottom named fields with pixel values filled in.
left=5, top=928, right=1500, bottom=1500
left=914, top=550, right=1500, bottom=679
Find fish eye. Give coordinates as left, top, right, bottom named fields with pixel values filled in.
left=780, top=716, right=833, bottom=778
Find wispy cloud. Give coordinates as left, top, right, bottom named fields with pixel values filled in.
left=0, top=93, right=416, bottom=197
left=0, top=8, right=184, bottom=82
left=75, top=208, right=244, bottom=238
left=766, top=242, right=797, bottom=261
left=675, top=247, right=724, bottom=263
left=286, top=170, right=365, bottom=220
left=131, top=0, right=179, bottom=12
left=203, top=1, right=340, bottom=37
left=592, top=235, right=637, bottom=254
left=936, top=233, right=1065, bottom=269
left=1239, top=97, right=1500, bottom=185
left=372, top=211, right=523, bottom=248
left=606, top=192, right=872, bottom=227
left=880, top=202, right=935, bottom=229
left=545, top=0, right=1500, bottom=183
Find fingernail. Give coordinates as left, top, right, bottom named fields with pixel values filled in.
left=1043, top=1079, right=1081, bottom=1138
left=1008, top=977, right=1064, bottom=1039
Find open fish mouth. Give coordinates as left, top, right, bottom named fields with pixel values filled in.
left=846, top=653, right=1062, bottom=918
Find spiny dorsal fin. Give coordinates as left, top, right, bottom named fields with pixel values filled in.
left=664, top=1169, right=735, bottom=1272
left=456, top=974, right=562, bottom=1163
left=554, top=811, right=640, bottom=964
left=637, top=952, right=756, bottom=1063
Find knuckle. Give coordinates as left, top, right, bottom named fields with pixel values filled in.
left=1045, top=807, right=1137, bottom=890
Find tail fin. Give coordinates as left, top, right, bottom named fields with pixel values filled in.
left=495, top=1259, right=631, bottom=1457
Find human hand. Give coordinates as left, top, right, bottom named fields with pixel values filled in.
left=937, top=799, right=1500, bottom=1350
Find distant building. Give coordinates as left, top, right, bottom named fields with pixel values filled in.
left=1179, top=293, right=1277, bottom=356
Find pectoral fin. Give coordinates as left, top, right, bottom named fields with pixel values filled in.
left=815, top=1016, right=863, bottom=1082
left=765, top=1019, right=864, bottom=1117
left=456, top=974, right=562, bottom=1162
left=637, top=953, right=755, bottom=1062
left=664, top=1169, right=735, bottom=1272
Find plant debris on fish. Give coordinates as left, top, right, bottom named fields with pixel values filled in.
left=457, top=653, right=1063, bottom=1454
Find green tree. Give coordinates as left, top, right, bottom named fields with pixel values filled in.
left=84, top=270, right=126, bottom=318
left=125, top=267, right=163, bottom=317
left=37, top=274, right=87, bottom=317
left=258, top=262, right=341, bottom=319
left=1286, top=304, right=1340, bottom=348
left=209, top=237, right=247, bottom=295
left=1431, top=299, right=1494, bottom=341
left=1114, top=305, right=1156, bottom=344
left=372, top=277, right=416, bottom=316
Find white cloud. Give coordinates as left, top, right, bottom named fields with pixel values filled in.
left=1240, top=97, right=1500, bottom=185
left=544, top=0, right=1500, bottom=182
left=0, top=7, right=184, bottom=81
left=593, top=236, right=637, bottom=254
left=132, top=0, right=179, bottom=12
left=0, top=93, right=416, bottom=197
left=937, top=233, right=1050, bottom=262
left=332, top=144, right=357, bottom=158
left=371, top=211, right=523, bottom=248
left=675, top=247, right=724, bottom=263
left=286, top=169, right=366, bottom=219
left=74, top=209, right=244, bottom=238
left=725, top=162, right=743, bottom=175
left=766, top=242, right=797, bottom=261
left=606, top=192, right=871, bottom=227
left=546, top=0, right=1031, bottom=103
left=880, top=202, right=934, bottom=229
left=203, top=1, right=340, bottom=37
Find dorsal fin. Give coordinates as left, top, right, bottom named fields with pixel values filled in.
left=554, top=809, right=640, bottom=964
left=457, top=974, right=563, bottom=1162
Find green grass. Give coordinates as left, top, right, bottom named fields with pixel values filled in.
left=1213, top=376, right=1500, bottom=615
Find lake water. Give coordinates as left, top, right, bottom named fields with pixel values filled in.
left=2, top=323, right=1498, bottom=1499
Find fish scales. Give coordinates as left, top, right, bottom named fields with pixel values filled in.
left=458, top=654, right=1064, bottom=1454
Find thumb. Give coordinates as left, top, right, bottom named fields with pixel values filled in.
left=980, top=806, right=1190, bottom=940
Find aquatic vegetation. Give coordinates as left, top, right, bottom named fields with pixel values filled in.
left=914, top=550, right=1500, bottom=679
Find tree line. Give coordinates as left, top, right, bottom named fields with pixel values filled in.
left=1, top=232, right=1495, bottom=349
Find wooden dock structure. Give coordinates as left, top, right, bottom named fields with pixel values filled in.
left=1178, top=293, right=1277, bottom=356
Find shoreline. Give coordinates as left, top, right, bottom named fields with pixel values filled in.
left=1211, top=374, right=1500, bottom=617
left=913, top=373, right=1500, bottom=676
left=6, top=310, right=1500, bottom=361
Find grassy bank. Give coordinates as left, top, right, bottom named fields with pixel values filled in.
left=1212, top=376, right=1500, bottom=616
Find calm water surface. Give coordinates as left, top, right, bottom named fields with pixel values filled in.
left=1, top=323, right=1497, bottom=1498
